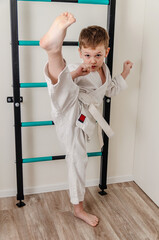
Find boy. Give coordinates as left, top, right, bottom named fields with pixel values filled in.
left=40, top=12, right=133, bottom=227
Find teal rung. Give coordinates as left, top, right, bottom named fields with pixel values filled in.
left=78, top=0, right=109, bottom=4
left=87, top=152, right=102, bottom=157
left=22, top=121, right=54, bottom=127
left=20, top=82, right=47, bottom=88
left=23, top=152, right=102, bottom=163
left=23, top=156, right=53, bottom=163
left=18, top=0, right=109, bottom=3
left=19, top=41, right=39, bottom=46
left=18, top=0, right=51, bottom=2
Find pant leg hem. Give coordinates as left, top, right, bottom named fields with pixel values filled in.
left=70, top=196, right=84, bottom=205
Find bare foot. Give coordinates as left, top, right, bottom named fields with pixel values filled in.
left=40, top=12, right=76, bottom=52
left=74, top=202, right=99, bottom=227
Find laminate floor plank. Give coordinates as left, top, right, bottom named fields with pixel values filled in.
left=0, top=210, right=20, bottom=240
left=0, top=182, right=159, bottom=240
left=23, top=201, right=60, bottom=240
left=109, top=183, right=159, bottom=240
left=88, top=186, right=144, bottom=240
left=113, top=187, right=159, bottom=240
left=11, top=207, right=31, bottom=240
left=84, top=188, right=121, bottom=240
left=133, top=183, right=159, bottom=213
left=0, top=196, right=17, bottom=211
left=40, top=190, right=85, bottom=240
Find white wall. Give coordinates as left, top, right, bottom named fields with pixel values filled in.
left=108, top=0, right=145, bottom=181
left=134, top=0, right=159, bottom=207
left=0, top=0, right=142, bottom=198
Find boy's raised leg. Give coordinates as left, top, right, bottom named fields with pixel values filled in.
left=40, top=12, right=99, bottom=227
left=40, top=12, right=76, bottom=84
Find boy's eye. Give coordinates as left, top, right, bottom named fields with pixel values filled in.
left=96, top=54, right=102, bottom=57
left=85, top=54, right=90, bottom=58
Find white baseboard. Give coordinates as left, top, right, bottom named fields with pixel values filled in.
left=0, top=189, right=17, bottom=198
left=0, top=175, right=133, bottom=199
left=107, top=175, right=134, bottom=184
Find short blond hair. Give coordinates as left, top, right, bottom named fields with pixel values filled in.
left=79, top=25, right=109, bottom=49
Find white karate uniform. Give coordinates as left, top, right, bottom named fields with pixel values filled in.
left=44, top=62, right=127, bottom=204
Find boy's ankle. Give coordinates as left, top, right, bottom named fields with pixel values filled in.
left=73, top=203, right=83, bottom=213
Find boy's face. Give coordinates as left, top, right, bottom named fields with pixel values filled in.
left=79, top=44, right=110, bottom=72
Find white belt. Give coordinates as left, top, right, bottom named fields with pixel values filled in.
left=79, top=93, right=114, bottom=146
left=88, top=103, right=114, bottom=141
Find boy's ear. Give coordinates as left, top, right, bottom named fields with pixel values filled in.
left=78, top=48, right=82, bottom=58
left=105, top=47, right=110, bottom=58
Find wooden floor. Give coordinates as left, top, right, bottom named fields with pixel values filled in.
left=0, top=182, right=159, bottom=240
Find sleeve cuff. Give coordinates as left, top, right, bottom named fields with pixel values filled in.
left=44, top=61, right=68, bottom=87
left=115, top=74, right=128, bottom=90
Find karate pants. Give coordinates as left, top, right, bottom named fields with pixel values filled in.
left=46, top=66, right=89, bottom=204
left=64, top=124, right=88, bottom=205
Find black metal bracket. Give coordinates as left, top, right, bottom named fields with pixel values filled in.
left=16, top=200, right=26, bottom=208
left=7, top=96, right=23, bottom=103
left=98, top=186, right=107, bottom=196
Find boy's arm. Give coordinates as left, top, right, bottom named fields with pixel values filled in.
left=121, top=60, right=133, bottom=80
left=105, top=60, right=133, bottom=97
left=71, top=64, right=90, bottom=80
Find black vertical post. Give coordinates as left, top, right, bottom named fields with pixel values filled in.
left=99, top=0, right=116, bottom=195
left=10, top=0, right=25, bottom=207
